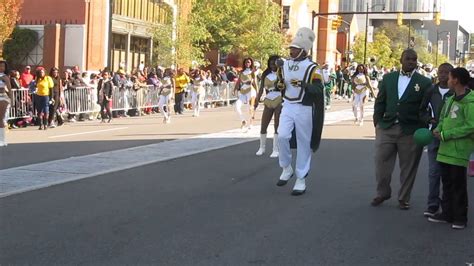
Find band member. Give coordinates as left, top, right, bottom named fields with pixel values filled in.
left=234, top=58, right=258, bottom=130
left=255, top=55, right=282, bottom=158
left=159, top=68, right=174, bottom=124
left=276, top=27, right=325, bottom=196
left=351, top=64, right=375, bottom=126
left=0, top=60, right=12, bottom=146
left=190, top=70, right=207, bottom=117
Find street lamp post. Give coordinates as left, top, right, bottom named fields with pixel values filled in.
left=436, top=30, right=450, bottom=66
left=363, top=1, right=385, bottom=65
left=363, top=2, right=369, bottom=65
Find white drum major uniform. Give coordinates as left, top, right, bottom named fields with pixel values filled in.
left=276, top=28, right=325, bottom=196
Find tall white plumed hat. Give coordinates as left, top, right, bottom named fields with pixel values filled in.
left=289, top=27, right=315, bottom=52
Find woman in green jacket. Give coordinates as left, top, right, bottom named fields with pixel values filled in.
left=429, top=67, right=474, bottom=230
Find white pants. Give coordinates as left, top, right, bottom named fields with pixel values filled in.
left=278, top=103, right=313, bottom=178
left=352, top=91, right=367, bottom=120
left=235, top=90, right=256, bottom=121
left=158, top=95, right=170, bottom=119
left=191, top=90, right=203, bottom=116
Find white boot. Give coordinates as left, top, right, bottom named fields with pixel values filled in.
left=269, top=134, right=279, bottom=158
left=255, top=134, right=266, bottom=156
left=276, top=165, right=293, bottom=186
left=291, top=177, right=306, bottom=196
left=0, top=127, right=6, bottom=147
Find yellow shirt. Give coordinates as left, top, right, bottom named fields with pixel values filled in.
left=36, top=76, right=54, bottom=96
left=174, top=74, right=190, bottom=93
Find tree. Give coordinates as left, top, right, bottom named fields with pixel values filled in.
left=153, top=23, right=175, bottom=68
left=0, top=0, right=24, bottom=53
left=189, top=0, right=287, bottom=66
left=351, top=22, right=447, bottom=68
left=3, top=28, right=37, bottom=67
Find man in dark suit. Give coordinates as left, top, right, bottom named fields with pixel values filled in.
left=371, top=49, right=432, bottom=210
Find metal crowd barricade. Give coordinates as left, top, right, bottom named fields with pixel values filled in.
left=184, top=81, right=236, bottom=105
left=7, top=82, right=237, bottom=121
left=7, top=88, right=34, bottom=120
left=63, top=86, right=97, bottom=114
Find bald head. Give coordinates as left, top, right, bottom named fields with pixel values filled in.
left=400, top=49, right=418, bottom=73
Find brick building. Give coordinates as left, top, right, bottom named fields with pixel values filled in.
left=17, top=0, right=186, bottom=72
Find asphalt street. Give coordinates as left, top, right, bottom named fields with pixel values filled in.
left=1, top=138, right=473, bottom=265
left=1, top=101, right=473, bottom=265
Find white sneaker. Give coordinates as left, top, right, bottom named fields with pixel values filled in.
left=280, top=165, right=293, bottom=181
left=359, top=119, right=364, bottom=126
left=291, top=178, right=306, bottom=195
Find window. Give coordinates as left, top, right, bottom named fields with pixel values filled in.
left=403, top=0, right=419, bottom=11
left=282, top=6, right=290, bottom=29
left=339, top=0, right=354, bottom=12
left=372, top=0, right=385, bottom=11
left=219, top=51, right=228, bottom=65
left=356, top=0, right=365, bottom=12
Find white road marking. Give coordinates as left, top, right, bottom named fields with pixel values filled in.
left=0, top=107, right=372, bottom=198
left=48, top=127, right=129, bottom=139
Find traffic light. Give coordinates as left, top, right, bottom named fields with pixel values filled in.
left=397, top=13, right=403, bottom=26
left=434, top=12, right=441, bottom=26
left=331, top=15, right=342, bottom=31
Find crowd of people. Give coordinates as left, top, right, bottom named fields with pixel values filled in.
left=0, top=62, right=248, bottom=130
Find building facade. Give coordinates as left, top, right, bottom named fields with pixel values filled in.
left=280, top=0, right=340, bottom=65
left=17, top=0, right=184, bottom=72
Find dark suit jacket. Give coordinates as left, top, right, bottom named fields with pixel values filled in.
left=373, top=71, right=432, bottom=135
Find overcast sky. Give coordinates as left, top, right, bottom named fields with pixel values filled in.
left=443, top=0, right=473, bottom=33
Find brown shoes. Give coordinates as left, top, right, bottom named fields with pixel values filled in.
left=371, top=196, right=390, bottom=206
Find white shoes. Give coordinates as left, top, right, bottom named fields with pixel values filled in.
left=269, top=134, right=279, bottom=158
left=291, top=177, right=306, bottom=196
left=276, top=165, right=294, bottom=186
left=256, top=134, right=266, bottom=156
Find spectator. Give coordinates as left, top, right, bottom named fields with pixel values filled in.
left=174, top=68, right=190, bottom=115
left=48, top=67, right=64, bottom=128
left=98, top=71, right=113, bottom=123
left=113, top=69, right=129, bottom=117
left=429, top=67, right=474, bottom=230
left=20, top=66, right=34, bottom=88
left=34, top=67, right=54, bottom=130
left=422, top=63, right=454, bottom=218
left=226, top=66, right=237, bottom=82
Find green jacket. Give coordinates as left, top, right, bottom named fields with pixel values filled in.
left=435, top=90, right=474, bottom=167
left=373, top=71, right=432, bottom=134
